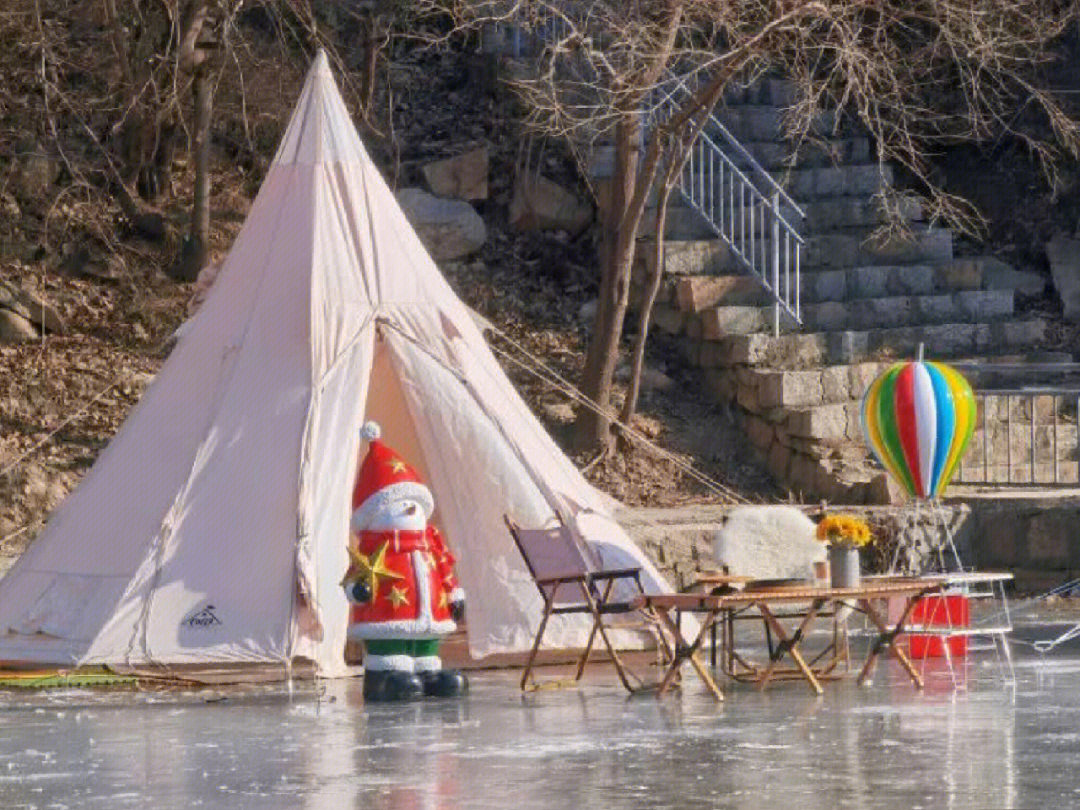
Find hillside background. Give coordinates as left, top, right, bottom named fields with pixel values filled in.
left=1, top=4, right=1078, bottom=566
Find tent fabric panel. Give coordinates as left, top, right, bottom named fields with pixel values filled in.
left=384, top=328, right=599, bottom=656
left=83, top=169, right=319, bottom=666
left=0, top=167, right=301, bottom=660
left=292, top=325, right=375, bottom=676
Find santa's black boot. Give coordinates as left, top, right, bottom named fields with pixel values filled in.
left=383, top=670, right=424, bottom=701
left=362, top=669, right=390, bottom=702
left=420, top=669, right=468, bottom=698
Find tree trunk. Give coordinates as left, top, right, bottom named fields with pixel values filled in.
left=575, top=116, right=645, bottom=453
left=192, top=65, right=212, bottom=261
left=620, top=174, right=674, bottom=427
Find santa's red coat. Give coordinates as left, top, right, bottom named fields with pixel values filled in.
left=347, top=527, right=461, bottom=641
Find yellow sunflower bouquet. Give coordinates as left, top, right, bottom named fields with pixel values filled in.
left=816, top=514, right=872, bottom=549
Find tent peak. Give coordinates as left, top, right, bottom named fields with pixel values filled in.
left=310, top=48, right=331, bottom=76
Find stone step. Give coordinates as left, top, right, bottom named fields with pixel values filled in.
left=725, top=136, right=872, bottom=172
left=951, top=355, right=1080, bottom=388
left=679, top=162, right=892, bottom=202
left=699, top=317, right=1049, bottom=369
left=700, top=289, right=1014, bottom=337
left=645, top=257, right=1045, bottom=317
left=640, top=224, right=953, bottom=268
left=725, top=357, right=1080, bottom=414
left=723, top=77, right=800, bottom=108
left=783, top=398, right=1080, bottom=456
left=712, top=105, right=842, bottom=143
left=672, top=194, right=922, bottom=234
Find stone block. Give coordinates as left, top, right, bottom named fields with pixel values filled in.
left=756, top=369, right=824, bottom=409
left=893, top=265, right=936, bottom=296
left=938, top=258, right=983, bottom=291
left=805, top=270, right=846, bottom=302
left=674, top=275, right=760, bottom=312
left=820, top=366, right=850, bottom=402
left=864, top=473, right=906, bottom=505
left=786, top=403, right=848, bottom=439
left=915, top=294, right=957, bottom=323
left=736, top=379, right=759, bottom=412
left=805, top=300, right=847, bottom=331
left=649, top=240, right=734, bottom=276
left=848, top=362, right=884, bottom=399
left=957, top=289, right=1014, bottom=320
left=700, top=306, right=765, bottom=339
left=848, top=265, right=889, bottom=298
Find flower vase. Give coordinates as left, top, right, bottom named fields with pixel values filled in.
left=829, top=545, right=861, bottom=589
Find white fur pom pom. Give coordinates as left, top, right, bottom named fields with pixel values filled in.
left=360, top=421, right=381, bottom=441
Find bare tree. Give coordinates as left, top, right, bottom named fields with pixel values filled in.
left=440, top=0, right=1080, bottom=456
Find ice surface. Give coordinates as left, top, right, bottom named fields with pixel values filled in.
left=0, top=636, right=1079, bottom=808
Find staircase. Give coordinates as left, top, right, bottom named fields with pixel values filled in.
left=632, top=77, right=1063, bottom=504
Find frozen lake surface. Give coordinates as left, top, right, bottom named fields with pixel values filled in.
left=2, top=632, right=1080, bottom=809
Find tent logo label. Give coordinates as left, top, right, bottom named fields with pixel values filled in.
left=182, top=604, right=222, bottom=629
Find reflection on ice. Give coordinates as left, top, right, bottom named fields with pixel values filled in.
left=0, top=644, right=1078, bottom=808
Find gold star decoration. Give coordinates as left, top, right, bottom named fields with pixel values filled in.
left=388, top=584, right=411, bottom=609
left=387, top=459, right=408, bottom=474
left=341, top=541, right=404, bottom=598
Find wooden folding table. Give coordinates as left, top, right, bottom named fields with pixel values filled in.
left=634, top=578, right=946, bottom=700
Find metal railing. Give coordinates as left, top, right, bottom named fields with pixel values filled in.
left=493, top=8, right=807, bottom=337
left=954, top=388, right=1080, bottom=487
left=652, top=75, right=805, bottom=336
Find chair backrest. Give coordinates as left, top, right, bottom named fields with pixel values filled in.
left=505, top=515, right=591, bottom=603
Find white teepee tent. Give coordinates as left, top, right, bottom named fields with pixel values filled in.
left=0, top=53, right=672, bottom=677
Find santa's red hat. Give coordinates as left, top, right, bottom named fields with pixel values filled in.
left=351, top=421, right=434, bottom=531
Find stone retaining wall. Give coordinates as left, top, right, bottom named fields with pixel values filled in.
left=620, top=497, right=1080, bottom=594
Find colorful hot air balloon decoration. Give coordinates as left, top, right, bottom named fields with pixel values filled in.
left=860, top=360, right=976, bottom=500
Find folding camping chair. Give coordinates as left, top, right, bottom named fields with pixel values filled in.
left=504, top=513, right=669, bottom=693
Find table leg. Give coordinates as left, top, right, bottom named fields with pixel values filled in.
left=653, top=607, right=725, bottom=701
left=756, top=602, right=825, bottom=695
left=857, top=596, right=924, bottom=688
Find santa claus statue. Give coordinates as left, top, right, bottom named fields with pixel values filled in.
left=343, top=421, right=467, bottom=701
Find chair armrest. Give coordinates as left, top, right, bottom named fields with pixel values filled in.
left=535, top=574, right=589, bottom=586
left=588, top=567, right=642, bottom=582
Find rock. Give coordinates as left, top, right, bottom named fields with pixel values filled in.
left=186, top=261, right=221, bottom=315
left=0, top=281, right=64, bottom=335
left=0, top=192, right=19, bottom=219
left=132, top=212, right=168, bottom=243
left=14, top=148, right=58, bottom=201
left=1046, top=235, right=1080, bottom=322
left=395, top=188, right=487, bottom=261
left=0, top=309, right=38, bottom=343
left=508, top=173, right=592, bottom=235
left=541, top=402, right=575, bottom=423
left=980, top=256, right=1046, bottom=297
left=421, top=147, right=489, bottom=201
left=712, top=505, right=825, bottom=580
left=578, top=299, right=598, bottom=323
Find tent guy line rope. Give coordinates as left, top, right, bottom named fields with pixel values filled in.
left=485, top=324, right=748, bottom=504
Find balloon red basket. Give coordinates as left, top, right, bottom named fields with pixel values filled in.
left=908, top=594, right=969, bottom=658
